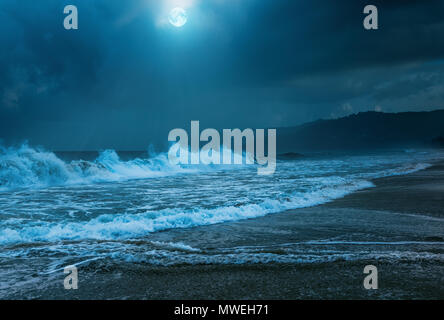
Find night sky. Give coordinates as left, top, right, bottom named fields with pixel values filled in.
left=1, top=0, right=444, bottom=150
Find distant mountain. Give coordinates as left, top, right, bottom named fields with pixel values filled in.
left=277, top=110, right=444, bottom=152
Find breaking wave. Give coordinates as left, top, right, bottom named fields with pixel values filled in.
left=0, top=144, right=204, bottom=191
left=0, top=143, right=437, bottom=245
left=0, top=179, right=380, bottom=244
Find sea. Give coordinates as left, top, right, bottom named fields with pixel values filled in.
left=0, top=144, right=443, bottom=298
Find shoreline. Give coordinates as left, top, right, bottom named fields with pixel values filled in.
left=323, top=160, right=444, bottom=218
left=3, top=159, right=442, bottom=299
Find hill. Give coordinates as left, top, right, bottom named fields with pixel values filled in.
left=277, top=110, right=444, bottom=152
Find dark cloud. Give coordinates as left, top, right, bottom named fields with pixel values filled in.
left=0, top=0, right=443, bottom=150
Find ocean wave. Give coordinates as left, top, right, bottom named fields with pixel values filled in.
left=0, top=144, right=202, bottom=191
left=0, top=144, right=434, bottom=192
left=0, top=144, right=259, bottom=191
left=100, top=250, right=444, bottom=266
left=3, top=237, right=443, bottom=267
left=0, top=179, right=374, bottom=244
left=372, top=162, right=432, bottom=177
left=0, top=144, right=438, bottom=244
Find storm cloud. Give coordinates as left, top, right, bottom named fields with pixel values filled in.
left=1, top=0, right=444, bottom=150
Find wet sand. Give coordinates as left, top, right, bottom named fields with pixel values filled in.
left=325, top=163, right=444, bottom=217
left=3, top=162, right=444, bottom=300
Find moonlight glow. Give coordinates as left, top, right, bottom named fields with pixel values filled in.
left=169, top=7, right=187, bottom=27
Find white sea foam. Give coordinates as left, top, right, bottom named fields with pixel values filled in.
left=109, top=250, right=444, bottom=266
left=0, top=144, right=440, bottom=244
left=0, top=144, right=201, bottom=191
left=0, top=179, right=375, bottom=244
left=0, top=144, right=256, bottom=191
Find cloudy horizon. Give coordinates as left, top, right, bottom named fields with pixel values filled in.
left=1, top=0, right=444, bottom=150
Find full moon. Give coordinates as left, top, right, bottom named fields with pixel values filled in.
left=169, top=7, right=187, bottom=28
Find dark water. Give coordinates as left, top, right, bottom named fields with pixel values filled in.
left=0, top=145, right=443, bottom=298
